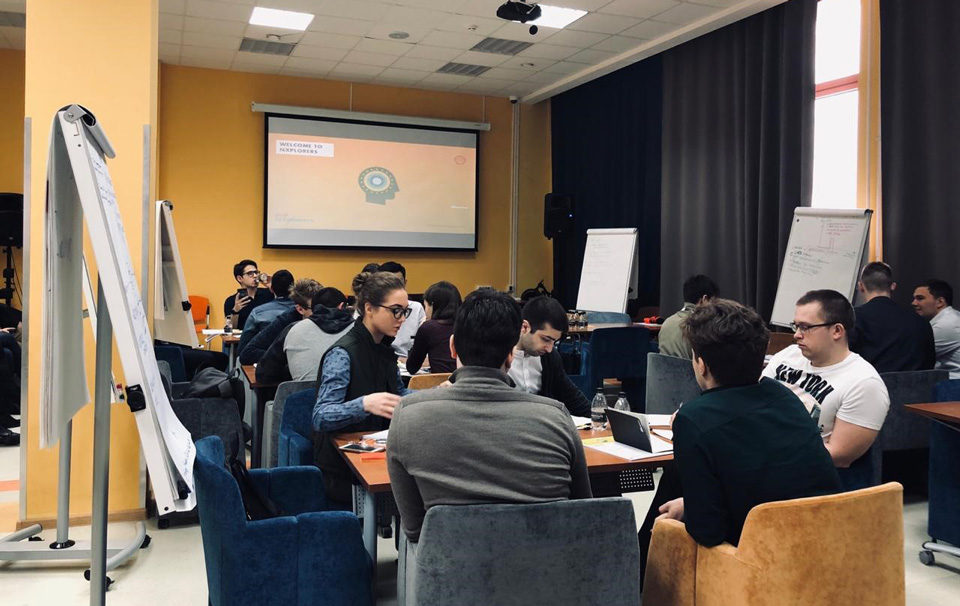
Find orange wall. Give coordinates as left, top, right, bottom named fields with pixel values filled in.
left=159, top=65, right=551, bottom=327
left=0, top=49, right=24, bottom=310
left=518, top=101, right=553, bottom=293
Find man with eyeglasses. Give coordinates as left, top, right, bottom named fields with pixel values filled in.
left=761, top=289, right=890, bottom=490
left=223, top=259, right=275, bottom=331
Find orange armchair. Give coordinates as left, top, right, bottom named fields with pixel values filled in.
left=643, top=482, right=905, bottom=606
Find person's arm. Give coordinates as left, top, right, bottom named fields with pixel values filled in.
left=312, top=348, right=367, bottom=432
left=405, top=323, right=430, bottom=375
left=240, top=313, right=288, bottom=365
left=825, top=418, right=879, bottom=468
left=396, top=366, right=415, bottom=397
left=827, top=377, right=889, bottom=467
left=386, top=401, right=426, bottom=542
left=547, top=350, right=591, bottom=417
left=922, top=322, right=937, bottom=370
left=254, top=324, right=294, bottom=385
left=672, top=414, right=728, bottom=547
left=565, top=419, right=593, bottom=499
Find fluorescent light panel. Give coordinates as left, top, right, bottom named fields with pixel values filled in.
left=249, top=6, right=314, bottom=31
left=531, top=5, right=587, bottom=29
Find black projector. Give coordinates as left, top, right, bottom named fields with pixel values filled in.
left=496, top=0, right=542, bottom=23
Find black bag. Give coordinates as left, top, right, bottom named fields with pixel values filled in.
left=226, top=432, right=283, bottom=521
left=182, top=367, right=245, bottom=416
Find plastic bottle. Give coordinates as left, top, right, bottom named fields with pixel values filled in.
left=591, top=389, right=607, bottom=429
left=223, top=315, right=232, bottom=334
left=614, top=391, right=630, bottom=412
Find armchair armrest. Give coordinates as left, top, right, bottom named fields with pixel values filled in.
left=248, top=466, right=327, bottom=514
left=288, top=433, right=313, bottom=466
left=296, top=512, right=374, bottom=606
left=217, top=516, right=300, bottom=606
left=643, top=518, right=697, bottom=606
left=696, top=542, right=765, bottom=606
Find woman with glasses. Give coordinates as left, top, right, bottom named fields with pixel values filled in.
left=312, top=270, right=414, bottom=507
left=405, top=281, right=462, bottom=375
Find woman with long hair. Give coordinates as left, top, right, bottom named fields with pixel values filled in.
left=406, top=281, right=462, bottom=375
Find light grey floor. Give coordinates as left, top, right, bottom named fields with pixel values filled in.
left=1, top=461, right=958, bottom=605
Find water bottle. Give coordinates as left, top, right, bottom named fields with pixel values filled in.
left=223, top=316, right=233, bottom=334
left=614, top=391, right=630, bottom=412
left=591, top=389, right=607, bottom=429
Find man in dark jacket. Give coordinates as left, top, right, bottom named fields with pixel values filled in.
left=507, top=296, right=591, bottom=417
left=239, top=278, right=322, bottom=365
left=255, top=287, right=354, bottom=384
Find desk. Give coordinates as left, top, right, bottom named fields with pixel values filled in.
left=222, top=334, right=241, bottom=371
left=905, top=402, right=960, bottom=566
left=568, top=322, right=661, bottom=335
left=240, top=364, right=278, bottom=469
left=333, top=428, right=672, bottom=573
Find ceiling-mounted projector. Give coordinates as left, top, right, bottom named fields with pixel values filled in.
left=496, top=0, right=542, bottom=34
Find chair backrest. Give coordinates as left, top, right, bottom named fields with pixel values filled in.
left=645, top=353, right=701, bottom=415
left=585, top=327, right=651, bottom=411
left=194, top=436, right=247, bottom=533
left=934, top=378, right=960, bottom=402
left=734, top=482, right=904, bottom=604
left=585, top=310, right=632, bottom=324
left=157, top=360, right=173, bottom=397
left=413, top=498, right=640, bottom=606
left=280, top=389, right=316, bottom=444
left=767, top=332, right=794, bottom=355
left=189, top=295, right=210, bottom=329
left=154, top=345, right=188, bottom=382
left=408, top=373, right=452, bottom=390
left=267, top=380, right=317, bottom=468
left=878, top=369, right=948, bottom=450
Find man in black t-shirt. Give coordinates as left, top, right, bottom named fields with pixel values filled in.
left=223, top=259, right=274, bottom=331
left=850, top=262, right=935, bottom=373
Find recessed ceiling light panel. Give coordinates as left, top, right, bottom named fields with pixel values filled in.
left=249, top=7, right=314, bottom=31
left=531, top=4, right=587, bottom=29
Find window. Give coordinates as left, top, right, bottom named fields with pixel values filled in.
left=811, top=0, right=861, bottom=209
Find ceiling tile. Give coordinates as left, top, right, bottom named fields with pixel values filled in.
left=159, top=13, right=184, bottom=30
left=326, top=72, right=376, bottom=84
left=160, top=0, right=186, bottom=14
left=514, top=69, right=562, bottom=84
left=364, top=23, right=434, bottom=44
left=591, top=34, right=641, bottom=53
left=499, top=81, right=541, bottom=95
left=383, top=5, right=454, bottom=29
left=451, top=50, right=510, bottom=68
left=567, top=48, right=616, bottom=64
left=543, top=61, right=584, bottom=75
left=453, top=0, right=505, bottom=19
left=566, top=12, right=640, bottom=35
left=317, top=0, right=395, bottom=22
left=552, top=0, right=615, bottom=9
left=284, top=56, right=339, bottom=72
left=299, top=31, right=362, bottom=49
left=330, top=61, right=385, bottom=77
left=6, top=37, right=23, bottom=50
left=232, top=62, right=282, bottom=75
left=419, top=31, right=485, bottom=50
left=395, top=0, right=468, bottom=11
left=233, top=50, right=288, bottom=66
left=414, top=80, right=459, bottom=92
left=159, top=42, right=182, bottom=58
left=391, top=56, right=447, bottom=72
left=693, top=0, right=744, bottom=6
left=242, top=25, right=304, bottom=43
left=159, top=29, right=183, bottom=44
left=181, top=55, right=234, bottom=70
left=291, top=44, right=349, bottom=61
left=458, top=77, right=514, bottom=91
left=517, top=43, right=580, bottom=61
left=491, top=21, right=556, bottom=43
left=182, top=31, right=242, bottom=50
left=255, top=0, right=325, bottom=12
left=180, top=45, right=236, bottom=60
left=280, top=68, right=330, bottom=79
left=404, top=45, right=462, bottom=61
left=420, top=72, right=474, bottom=86
left=378, top=67, right=431, bottom=82
left=354, top=38, right=414, bottom=56
left=498, top=55, right=556, bottom=70
left=544, top=29, right=608, bottom=48
left=620, top=19, right=674, bottom=39
left=654, top=2, right=718, bottom=25
left=184, top=16, right=248, bottom=36
left=185, top=0, right=253, bottom=22
left=307, top=15, right=376, bottom=36
left=438, top=14, right=504, bottom=37
left=343, top=50, right=400, bottom=67
left=478, top=66, right=529, bottom=81
left=600, top=0, right=680, bottom=19
left=456, top=81, right=508, bottom=95
left=0, top=24, right=22, bottom=41
left=159, top=55, right=182, bottom=65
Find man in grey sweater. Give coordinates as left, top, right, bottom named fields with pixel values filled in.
left=387, top=289, right=593, bottom=542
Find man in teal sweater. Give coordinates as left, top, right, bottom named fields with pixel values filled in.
left=639, top=299, right=841, bottom=584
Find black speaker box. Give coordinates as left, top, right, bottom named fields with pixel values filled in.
left=544, top=193, right=574, bottom=239
left=0, top=193, right=24, bottom=248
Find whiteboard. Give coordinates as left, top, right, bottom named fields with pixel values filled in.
left=770, top=208, right=873, bottom=327
left=576, top=228, right=639, bottom=313
left=43, top=105, right=196, bottom=513
left=153, top=200, right=198, bottom=347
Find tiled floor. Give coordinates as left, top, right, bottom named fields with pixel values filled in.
left=0, top=437, right=20, bottom=534
left=2, top=467, right=958, bottom=605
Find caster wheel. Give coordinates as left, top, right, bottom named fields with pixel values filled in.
left=158, top=519, right=170, bottom=530
left=141, top=534, right=152, bottom=549
left=28, top=536, right=43, bottom=542
left=919, top=550, right=935, bottom=566
left=84, top=569, right=90, bottom=581
left=106, top=576, right=114, bottom=590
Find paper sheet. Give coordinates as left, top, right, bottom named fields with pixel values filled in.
left=651, top=428, right=674, bottom=441
left=571, top=415, right=594, bottom=430
left=363, top=429, right=390, bottom=442
left=645, top=414, right=673, bottom=427
left=587, top=441, right=670, bottom=461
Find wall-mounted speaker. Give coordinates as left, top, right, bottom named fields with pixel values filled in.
left=544, top=193, right=574, bottom=239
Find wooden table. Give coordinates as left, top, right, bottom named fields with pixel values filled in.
left=334, top=427, right=673, bottom=571
left=240, top=364, right=278, bottom=468
left=222, top=333, right=241, bottom=371
left=567, top=322, right=661, bottom=335
left=904, top=402, right=960, bottom=424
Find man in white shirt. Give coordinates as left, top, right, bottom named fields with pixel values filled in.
left=762, top=289, right=890, bottom=490
left=912, top=279, right=960, bottom=379
left=379, top=261, right=426, bottom=358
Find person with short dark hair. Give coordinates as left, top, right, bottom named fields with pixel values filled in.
left=378, top=261, right=426, bottom=358
left=508, top=296, right=591, bottom=416
left=241, top=269, right=296, bottom=337
left=850, top=262, right=935, bottom=372
left=658, top=274, right=720, bottom=358
left=388, top=289, right=593, bottom=542
left=238, top=276, right=317, bottom=365
left=406, top=281, right=461, bottom=375
left=313, top=271, right=415, bottom=506
left=638, top=299, right=841, bottom=585
left=762, top=289, right=890, bottom=490
left=913, top=278, right=960, bottom=378
left=223, top=259, right=274, bottom=330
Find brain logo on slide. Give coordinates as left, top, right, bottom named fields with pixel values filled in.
left=358, top=167, right=400, bottom=205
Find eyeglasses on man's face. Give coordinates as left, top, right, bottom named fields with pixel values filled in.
left=376, top=304, right=412, bottom=320
left=242, top=270, right=259, bottom=277
left=789, top=322, right=835, bottom=334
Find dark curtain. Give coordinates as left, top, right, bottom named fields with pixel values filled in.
left=880, top=0, right=960, bottom=304
left=550, top=57, right=663, bottom=310
left=659, top=0, right=816, bottom=320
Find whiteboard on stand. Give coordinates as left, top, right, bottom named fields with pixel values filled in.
left=770, top=208, right=873, bottom=328
left=576, top=228, right=639, bottom=313
left=153, top=200, right=198, bottom=348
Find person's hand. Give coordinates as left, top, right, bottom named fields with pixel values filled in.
left=233, top=293, right=252, bottom=313
left=656, top=497, right=684, bottom=521
left=363, top=392, right=401, bottom=419
left=0, top=327, right=13, bottom=334
left=670, top=410, right=678, bottom=427
left=438, top=380, right=452, bottom=389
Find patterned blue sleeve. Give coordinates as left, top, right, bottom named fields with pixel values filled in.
left=397, top=366, right=415, bottom=397
left=312, top=347, right=367, bottom=432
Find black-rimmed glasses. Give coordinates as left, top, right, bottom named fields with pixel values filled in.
left=789, top=322, right=835, bottom=334
left=376, top=304, right=412, bottom=320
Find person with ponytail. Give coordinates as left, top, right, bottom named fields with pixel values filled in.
left=312, top=271, right=414, bottom=506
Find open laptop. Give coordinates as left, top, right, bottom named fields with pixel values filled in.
left=606, top=408, right=673, bottom=454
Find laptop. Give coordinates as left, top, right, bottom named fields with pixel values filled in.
left=605, top=408, right=655, bottom=453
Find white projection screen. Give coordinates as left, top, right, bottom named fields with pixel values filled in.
left=263, top=114, right=479, bottom=250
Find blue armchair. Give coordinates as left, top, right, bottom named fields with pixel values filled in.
left=277, top=389, right=316, bottom=467
left=194, top=436, right=372, bottom=606
left=923, top=380, right=960, bottom=563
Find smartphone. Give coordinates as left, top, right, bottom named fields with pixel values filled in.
left=339, top=442, right=385, bottom=454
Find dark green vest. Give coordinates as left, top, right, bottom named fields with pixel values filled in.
left=314, top=319, right=400, bottom=503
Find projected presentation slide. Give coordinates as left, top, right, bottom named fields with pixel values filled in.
left=264, top=115, right=478, bottom=250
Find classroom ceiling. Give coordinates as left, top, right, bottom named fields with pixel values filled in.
left=0, top=0, right=785, bottom=102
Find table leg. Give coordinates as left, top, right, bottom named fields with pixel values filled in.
left=250, top=388, right=261, bottom=469
left=226, top=342, right=237, bottom=373
left=363, top=489, right=378, bottom=566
